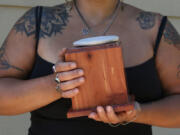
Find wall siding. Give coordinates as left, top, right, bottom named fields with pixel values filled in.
left=0, top=0, right=179, bottom=16
left=0, top=0, right=180, bottom=135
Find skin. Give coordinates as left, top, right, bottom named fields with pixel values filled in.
left=0, top=0, right=179, bottom=128
left=0, top=38, right=24, bottom=72
left=75, top=0, right=118, bottom=25
left=53, top=48, right=85, bottom=98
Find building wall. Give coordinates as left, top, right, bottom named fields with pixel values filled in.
left=0, top=0, right=179, bottom=135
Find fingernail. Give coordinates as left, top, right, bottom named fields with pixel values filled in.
left=127, top=110, right=133, bottom=115
left=80, top=78, right=85, bottom=82
left=52, top=65, right=56, bottom=73
left=71, top=63, right=76, bottom=68
left=107, top=106, right=112, bottom=112
left=89, top=113, right=95, bottom=118
left=74, top=88, right=79, bottom=93
left=79, top=70, right=84, bottom=75
left=97, top=106, right=103, bottom=112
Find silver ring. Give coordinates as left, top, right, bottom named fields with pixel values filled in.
left=56, top=85, right=62, bottom=94
left=55, top=74, right=61, bottom=84
left=52, top=65, right=56, bottom=73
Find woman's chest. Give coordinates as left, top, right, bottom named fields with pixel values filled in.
left=37, top=29, right=154, bottom=68
left=33, top=23, right=163, bottom=102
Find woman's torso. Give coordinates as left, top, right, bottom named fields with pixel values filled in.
left=28, top=3, right=166, bottom=135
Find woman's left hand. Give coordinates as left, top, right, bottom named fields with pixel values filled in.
left=88, top=102, right=141, bottom=125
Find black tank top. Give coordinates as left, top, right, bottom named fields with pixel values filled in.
left=28, top=6, right=167, bottom=135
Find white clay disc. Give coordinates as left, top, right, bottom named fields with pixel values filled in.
left=73, top=35, right=119, bottom=46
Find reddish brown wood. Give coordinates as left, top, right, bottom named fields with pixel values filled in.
left=65, top=43, right=132, bottom=118
left=67, top=103, right=134, bottom=118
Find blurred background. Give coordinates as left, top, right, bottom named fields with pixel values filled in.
left=0, top=0, right=180, bottom=135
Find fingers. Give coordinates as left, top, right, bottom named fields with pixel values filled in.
left=59, top=77, right=85, bottom=91
left=89, top=106, right=120, bottom=124
left=125, top=110, right=137, bottom=121
left=57, top=69, right=84, bottom=81
left=116, top=111, right=128, bottom=122
left=96, top=106, right=110, bottom=123
left=56, top=76, right=85, bottom=98
left=89, top=106, right=110, bottom=123
left=54, top=62, right=77, bottom=72
left=106, top=106, right=120, bottom=124
left=58, top=48, right=67, bottom=61
left=88, top=105, right=137, bottom=124
left=61, top=88, right=79, bottom=98
left=53, top=48, right=86, bottom=99
left=88, top=112, right=101, bottom=122
left=53, top=48, right=77, bottom=72
left=116, top=109, right=136, bottom=123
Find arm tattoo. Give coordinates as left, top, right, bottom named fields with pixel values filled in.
left=0, top=39, right=24, bottom=72
left=163, top=20, right=180, bottom=50
left=39, top=4, right=70, bottom=38
left=14, top=4, right=70, bottom=39
left=136, top=12, right=156, bottom=30
left=14, top=8, right=36, bottom=37
left=177, top=65, right=180, bottom=80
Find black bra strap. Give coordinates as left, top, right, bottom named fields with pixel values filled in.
left=35, top=6, right=43, bottom=52
left=154, top=16, right=167, bottom=58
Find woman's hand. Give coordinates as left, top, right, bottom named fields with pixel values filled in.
left=88, top=102, right=141, bottom=125
left=53, top=48, right=85, bottom=98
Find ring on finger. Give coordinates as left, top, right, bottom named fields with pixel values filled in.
left=55, top=74, right=61, bottom=84
left=56, top=85, right=62, bottom=94
left=52, top=65, right=56, bottom=73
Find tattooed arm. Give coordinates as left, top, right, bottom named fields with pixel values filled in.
left=88, top=12, right=180, bottom=127
left=0, top=4, right=82, bottom=115
left=0, top=8, right=37, bottom=78
left=134, top=18, right=180, bottom=127
left=0, top=7, right=62, bottom=115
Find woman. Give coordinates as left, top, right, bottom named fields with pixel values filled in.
left=0, top=0, right=180, bottom=135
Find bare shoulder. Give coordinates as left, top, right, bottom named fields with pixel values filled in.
left=123, top=3, right=164, bottom=45
left=39, top=3, right=72, bottom=39
left=13, top=7, right=37, bottom=37
left=14, top=3, right=72, bottom=40
left=0, top=7, right=39, bottom=78
left=124, top=3, right=180, bottom=94
left=123, top=2, right=162, bottom=21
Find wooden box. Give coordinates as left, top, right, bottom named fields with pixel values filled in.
left=65, top=43, right=134, bottom=118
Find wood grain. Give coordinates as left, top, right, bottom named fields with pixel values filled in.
left=65, top=43, right=133, bottom=118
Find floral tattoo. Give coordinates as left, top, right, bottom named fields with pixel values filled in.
left=163, top=20, right=180, bottom=50
left=14, top=4, right=71, bottom=39
left=136, top=12, right=156, bottom=30
left=14, top=7, right=36, bottom=37
left=0, top=39, right=24, bottom=72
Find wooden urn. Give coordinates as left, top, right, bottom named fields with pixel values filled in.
left=65, top=36, right=134, bottom=118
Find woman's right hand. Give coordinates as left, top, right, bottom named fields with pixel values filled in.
left=53, top=48, right=85, bottom=98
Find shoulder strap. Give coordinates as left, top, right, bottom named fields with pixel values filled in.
left=35, top=6, right=43, bottom=51
left=154, top=16, right=167, bottom=58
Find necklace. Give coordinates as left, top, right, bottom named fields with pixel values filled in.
left=74, top=0, right=120, bottom=36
